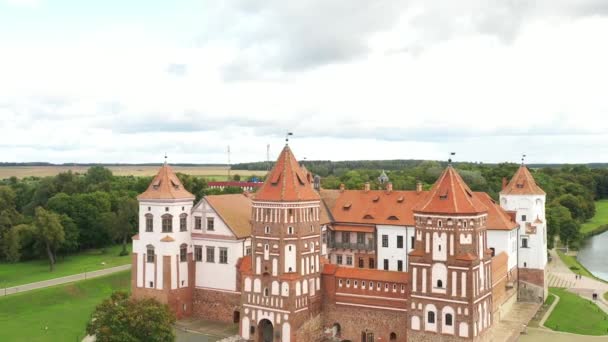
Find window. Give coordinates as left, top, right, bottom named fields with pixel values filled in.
left=357, top=232, right=365, bottom=244
left=366, top=332, right=374, bottom=342
left=521, top=237, right=529, bottom=248
left=397, top=260, right=403, bottom=271
left=342, top=232, right=350, bottom=243
left=390, top=332, right=397, bottom=341
left=428, top=311, right=435, bottom=324
left=195, top=217, right=202, bottom=230
left=245, top=246, right=251, bottom=255
left=411, top=236, right=415, bottom=249
left=145, top=214, right=153, bottom=232
left=264, top=288, right=269, bottom=297
left=162, top=214, right=173, bottom=233
left=438, top=220, right=443, bottom=228
left=146, top=245, right=155, bottom=263
left=522, top=215, right=527, bottom=221
left=207, top=217, right=215, bottom=231
left=490, top=247, right=496, bottom=257
left=165, top=207, right=169, bottom=212
left=437, top=280, right=443, bottom=288
left=219, top=248, right=228, bottom=264
left=180, top=244, right=187, bottom=262
left=438, top=244, right=442, bottom=251
left=206, top=246, right=215, bottom=262
left=383, top=259, right=389, bottom=270
left=346, top=256, right=353, bottom=266
left=354, top=280, right=358, bottom=287
left=288, top=226, right=294, bottom=235
left=358, top=257, right=364, bottom=268
left=445, top=313, right=453, bottom=326
left=369, top=258, right=375, bottom=269
left=195, top=246, right=202, bottom=262
left=264, top=226, right=270, bottom=234
left=336, top=254, right=343, bottom=265
left=463, top=221, right=467, bottom=228
left=397, top=235, right=403, bottom=249
left=180, top=214, right=187, bottom=232
left=382, top=235, right=389, bottom=247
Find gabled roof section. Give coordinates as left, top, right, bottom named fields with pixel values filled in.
left=414, top=166, right=487, bottom=215
left=137, top=164, right=195, bottom=201
left=205, top=194, right=252, bottom=239
left=500, top=165, right=546, bottom=195
left=255, top=145, right=320, bottom=202
left=474, top=192, right=518, bottom=231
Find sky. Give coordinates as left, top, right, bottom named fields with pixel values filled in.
left=1, top=0, right=608, bottom=165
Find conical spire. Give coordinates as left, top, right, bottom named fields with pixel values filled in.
left=255, top=145, right=320, bottom=202
left=137, top=164, right=195, bottom=200
left=500, top=165, right=545, bottom=195
left=414, top=166, right=487, bottom=215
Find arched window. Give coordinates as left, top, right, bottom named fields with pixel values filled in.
left=179, top=213, right=188, bottom=232
left=180, top=244, right=187, bottom=262
left=445, top=313, right=453, bottom=326
left=438, top=220, right=443, bottom=228
left=428, top=311, right=435, bottom=324
left=437, top=280, right=443, bottom=288
left=264, top=287, right=269, bottom=297
left=288, top=226, right=294, bottom=235
left=146, top=245, right=155, bottom=263
left=162, top=214, right=173, bottom=233
left=145, top=214, right=153, bottom=232
left=264, top=226, right=270, bottom=234
left=463, top=221, right=467, bottom=228
left=390, top=332, right=397, bottom=341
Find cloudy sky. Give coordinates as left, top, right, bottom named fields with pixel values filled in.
left=1, top=0, right=607, bottom=164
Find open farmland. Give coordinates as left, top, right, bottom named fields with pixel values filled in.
left=0, top=165, right=267, bottom=179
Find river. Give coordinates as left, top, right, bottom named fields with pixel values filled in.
left=577, top=230, right=608, bottom=281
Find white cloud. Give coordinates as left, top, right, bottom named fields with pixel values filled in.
left=1, top=1, right=607, bottom=164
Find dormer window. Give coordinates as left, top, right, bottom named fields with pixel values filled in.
left=439, top=190, right=448, bottom=200
left=363, top=214, right=374, bottom=219
left=372, top=196, right=380, bottom=202
left=387, top=215, right=399, bottom=220
left=397, top=196, right=404, bottom=203
left=170, top=179, right=180, bottom=189
left=343, top=203, right=352, bottom=210
left=516, top=183, right=524, bottom=189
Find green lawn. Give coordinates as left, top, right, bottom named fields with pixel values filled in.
left=604, top=291, right=608, bottom=302
left=0, top=270, right=131, bottom=342
left=544, top=287, right=608, bottom=335
left=0, top=244, right=131, bottom=288
left=581, top=200, right=608, bottom=235
left=556, top=250, right=597, bottom=279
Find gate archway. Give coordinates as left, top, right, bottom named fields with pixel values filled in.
left=258, top=319, right=273, bottom=342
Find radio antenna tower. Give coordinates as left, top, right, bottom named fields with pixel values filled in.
left=227, top=145, right=231, bottom=180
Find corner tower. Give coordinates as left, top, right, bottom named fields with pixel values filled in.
left=132, top=162, right=195, bottom=318
left=239, top=145, right=322, bottom=342
left=499, top=165, right=547, bottom=302
left=407, top=166, right=493, bottom=341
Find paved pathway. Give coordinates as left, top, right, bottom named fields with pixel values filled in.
left=174, top=318, right=239, bottom=342
left=0, top=264, right=131, bottom=296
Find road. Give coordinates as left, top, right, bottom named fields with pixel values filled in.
left=0, top=264, right=131, bottom=297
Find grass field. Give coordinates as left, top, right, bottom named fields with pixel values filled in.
left=0, top=165, right=267, bottom=179
left=0, top=245, right=131, bottom=288
left=544, top=287, right=608, bottom=335
left=581, top=200, right=608, bottom=235
left=0, top=271, right=130, bottom=342
left=556, top=250, right=597, bottom=279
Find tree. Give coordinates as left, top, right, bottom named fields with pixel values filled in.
left=110, top=197, right=138, bottom=256
left=232, top=174, right=241, bottom=181
left=86, top=291, right=175, bottom=342
left=32, top=207, right=65, bottom=271
left=1, top=224, right=28, bottom=262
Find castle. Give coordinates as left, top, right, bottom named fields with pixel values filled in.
left=131, top=145, right=547, bottom=341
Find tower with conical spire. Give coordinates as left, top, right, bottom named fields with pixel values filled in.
left=239, top=144, right=322, bottom=342
left=132, top=161, right=196, bottom=318
left=407, top=165, right=493, bottom=340
left=500, top=163, right=547, bottom=302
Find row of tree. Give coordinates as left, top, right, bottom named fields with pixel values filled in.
left=0, top=166, right=246, bottom=270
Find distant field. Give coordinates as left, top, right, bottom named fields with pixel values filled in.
left=0, top=165, right=267, bottom=179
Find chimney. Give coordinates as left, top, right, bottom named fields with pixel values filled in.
left=364, top=182, right=370, bottom=192
left=416, top=181, right=422, bottom=194
left=339, top=183, right=345, bottom=192
left=502, top=177, right=508, bottom=190
left=386, top=182, right=393, bottom=193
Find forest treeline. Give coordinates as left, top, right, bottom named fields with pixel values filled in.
left=1, top=161, right=607, bottom=267
left=0, top=166, right=241, bottom=269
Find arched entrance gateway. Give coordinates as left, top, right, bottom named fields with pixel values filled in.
left=258, top=319, right=273, bottom=342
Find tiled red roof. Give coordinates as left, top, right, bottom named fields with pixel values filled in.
left=208, top=181, right=262, bottom=188
left=205, top=194, right=252, bottom=239
left=238, top=255, right=252, bottom=273
left=414, top=166, right=487, bottom=215
left=332, top=224, right=375, bottom=233
left=475, top=192, right=518, bottom=231
left=322, top=189, right=426, bottom=226
left=160, top=235, right=175, bottom=242
left=255, top=145, right=320, bottom=202
left=137, top=164, right=195, bottom=201
left=500, top=165, right=545, bottom=195
left=132, top=234, right=139, bottom=240
left=322, top=263, right=338, bottom=275
left=334, top=266, right=409, bottom=283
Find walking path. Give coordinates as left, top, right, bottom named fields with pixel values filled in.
left=0, top=264, right=131, bottom=297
